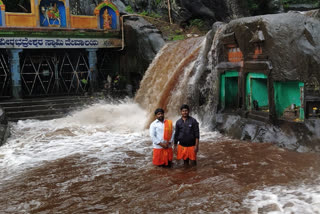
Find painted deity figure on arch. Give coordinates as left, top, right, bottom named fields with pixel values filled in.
left=103, top=9, right=112, bottom=30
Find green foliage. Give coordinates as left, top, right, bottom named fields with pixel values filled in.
left=139, top=10, right=161, bottom=18
left=149, top=12, right=162, bottom=18
left=190, top=19, right=204, bottom=28
left=247, top=0, right=261, bottom=14
left=125, top=6, right=161, bottom=18
left=282, top=0, right=319, bottom=9
left=282, top=0, right=318, bottom=3
left=155, top=0, right=162, bottom=5
left=171, top=35, right=185, bottom=41
left=139, top=10, right=148, bottom=16
left=125, top=5, right=134, bottom=13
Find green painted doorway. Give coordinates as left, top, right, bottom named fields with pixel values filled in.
left=246, top=73, right=269, bottom=111
left=220, top=71, right=239, bottom=110
left=274, top=81, right=304, bottom=121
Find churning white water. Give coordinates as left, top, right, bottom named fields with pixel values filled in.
left=0, top=100, right=149, bottom=180
left=244, top=179, right=320, bottom=213
left=0, top=101, right=320, bottom=213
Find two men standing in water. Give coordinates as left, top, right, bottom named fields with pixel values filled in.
left=149, top=104, right=200, bottom=167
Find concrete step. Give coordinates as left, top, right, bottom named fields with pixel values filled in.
left=6, top=108, right=69, bottom=118
left=2, top=103, right=80, bottom=112
left=0, top=95, right=94, bottom=122
left=0, top=96, right=90, bottom=108
left=251, top=110, right=269, bottom=117
left=8, top=113, right=68, bottom=122
left=248, top=111, right=270, bottom=123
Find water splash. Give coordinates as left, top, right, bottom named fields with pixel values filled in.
left=243, top=179, right=320, bottom=213
left=0, top=100, right=149, bottom=181
left=135, top=37, right=204, bottom=127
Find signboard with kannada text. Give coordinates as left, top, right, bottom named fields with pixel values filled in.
left=0, top=37, right=122, bottom=49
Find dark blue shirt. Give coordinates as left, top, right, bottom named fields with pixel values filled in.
left=174, top=116, right=199, bottom=147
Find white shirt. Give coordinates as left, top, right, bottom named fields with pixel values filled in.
left=149, top=119, right=175, bottom=149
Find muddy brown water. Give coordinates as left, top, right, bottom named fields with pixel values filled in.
left=0, top=103, right=319, bottom=213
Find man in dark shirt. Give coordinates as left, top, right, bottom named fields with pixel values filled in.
left=174, top=104, right=200, bottom=166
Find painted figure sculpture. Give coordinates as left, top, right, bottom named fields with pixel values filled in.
left=41, top=3, right=61, bottom=26
left=103, top=9, right=112, bottom=30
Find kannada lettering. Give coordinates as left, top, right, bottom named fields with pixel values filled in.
left=0, top=38, right=105, bottom=48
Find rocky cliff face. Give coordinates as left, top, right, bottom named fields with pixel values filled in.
left=185, top=10, right=320, bottom=151
left=120, top=16, right=165, bottom=93
left=70, top=0, right=249, bottom=23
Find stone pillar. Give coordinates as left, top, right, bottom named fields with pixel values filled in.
left=34, top=0, right=40, bottom=27
left=86, top=48, right=98, bottom=92
left=65, top=0, right=71, bottom=28
left=9, top=49, right=23, bottom=99
left=97, top=14, right=101, bottom=30
left=86, top=48, right=98, bottom=72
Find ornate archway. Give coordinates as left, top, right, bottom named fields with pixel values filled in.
left=94, top=0, right=119, bottom=30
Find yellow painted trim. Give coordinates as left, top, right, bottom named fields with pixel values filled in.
left=71, top=15, right=96, bottom=18
left=5, top=13, right=37, bottom=27
left=30, top=0, right=35, bottom=14
left=66, top=7, right=70, bottom=28
left=70, top=15, right=98, bottom=29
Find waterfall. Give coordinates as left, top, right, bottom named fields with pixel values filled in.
left=135, top=23, right=227, bottom=129
left=134, top=37, right=204, bottom=126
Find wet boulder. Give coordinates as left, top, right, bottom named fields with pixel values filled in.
left=120, top=16, right=165, bottom=93
left=189, top=10, right=320, bottom=151
left=226, top=11, right=320, bottom=82
left=212, top=11, right=320, bottom=151
left=0, top=108, right=9, bottom=146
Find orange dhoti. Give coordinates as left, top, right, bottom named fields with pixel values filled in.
left=176, top=145, right=196, bottom=161
left=153, top=148, right=173, bottom=166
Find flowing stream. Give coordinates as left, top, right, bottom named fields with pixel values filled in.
left=1, top=36, right=320, bottom=213
left=0, top=101, right=320, bottom=213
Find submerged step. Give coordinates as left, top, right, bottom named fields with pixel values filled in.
left=8, top=113, right=68, bottom=122
left=2, top=103, right=81, bottom=112
left=0, top=96, right=91, bottom=108
left=0, top=96, right=97, bottom=122
left=247, top=113, right=270, bottom=123
left=6, top=108, right=70, bottom=118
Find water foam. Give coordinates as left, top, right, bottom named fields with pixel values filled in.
left=0, top=100, right=149, bottom=181
left=243, top=181, right=320, bottom=213
left=0, top=100, right=221, bottom=182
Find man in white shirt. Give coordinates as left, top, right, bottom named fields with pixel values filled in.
left=149, top=108, right=174, bottom=167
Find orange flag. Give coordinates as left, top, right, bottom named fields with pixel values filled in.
left=163, top=120, right=173, bottom=141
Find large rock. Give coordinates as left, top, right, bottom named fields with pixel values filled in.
left=120, top=16, right=165, bottom=93
left=185, top=10, right=320, bottom=151
left=226, top=12, right=320, bottom=81
left=0, top=108, right=9, bottom=147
